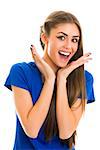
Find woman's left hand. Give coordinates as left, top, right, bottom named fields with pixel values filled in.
left=57, top=52, right=92, bottom=80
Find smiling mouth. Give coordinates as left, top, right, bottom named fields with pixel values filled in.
left=58, top=50, right=70, bottom=57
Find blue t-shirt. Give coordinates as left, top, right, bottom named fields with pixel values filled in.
left=4, top=62, right=95, bottom=150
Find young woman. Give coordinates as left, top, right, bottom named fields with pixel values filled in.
left=4, top=11, right=95, bottom=150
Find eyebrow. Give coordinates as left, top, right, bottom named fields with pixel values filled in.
left=57, top=32, right=80, bottom=38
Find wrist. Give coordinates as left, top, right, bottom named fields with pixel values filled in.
left=57, top=75, right=67, bottom=85
left=45, top=76, right=55, bottom=84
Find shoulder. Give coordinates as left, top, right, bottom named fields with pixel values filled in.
left=85, top=70, right=94, bottom=83
left=8, top=61, right=42, bottom=85
left=11, top=61, right=36, bottom=71
left=84, top=70, right=95, bottom=103
left=5, top=62, right=42, bottom=91
left=10, top=61, right=40, bottom=76
left=10, top=62, right=42, bottom=84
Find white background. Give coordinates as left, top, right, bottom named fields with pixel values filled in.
left=0, top=0, right=99, bottom=149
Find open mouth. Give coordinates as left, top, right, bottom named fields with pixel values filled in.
left=58, top=50, right=70, bottom=58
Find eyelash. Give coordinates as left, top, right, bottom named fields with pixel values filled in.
left=57, top=36, right=79, bottom=43
left=57, top=36, right=65, bottom=41
left=72, top=38, right=79, bottom=43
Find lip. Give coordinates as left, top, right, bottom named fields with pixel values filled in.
left=58, top=50, right=70, bottom=56
left=58, top=50, right=72, bottom=62
left=58, top=54, right=70, bottom=62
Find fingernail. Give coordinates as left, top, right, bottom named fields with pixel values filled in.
left=89, top=53, right=92, bottom=56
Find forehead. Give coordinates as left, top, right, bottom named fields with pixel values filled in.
left=50, top=23, right=80, bottom=36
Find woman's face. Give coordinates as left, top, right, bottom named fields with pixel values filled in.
left=44, top=23, right=80, bottom=70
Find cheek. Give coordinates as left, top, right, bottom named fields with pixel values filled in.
left=71, top=45, right=78, bottom=57
left=73, top=44, right=78, bottom=52
left=47, top=43, right=51, bottom=56
left=47, top=41, right=56, bottom=54
left=47, top=43, right=54, bottom=57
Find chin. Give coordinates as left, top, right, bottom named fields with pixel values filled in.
left=57, top=62, right=68, bottom=68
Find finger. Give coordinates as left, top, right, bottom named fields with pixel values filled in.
left=30, top=45, right=37, bottom=55
left=30, top=45, right=39, bottom=59
left=30, top=46, right=37, bottom=62
left=84, top=57, right=92, bottom=63
left=72, top=56, right=92, bottom=68
left=77, top=53, right=92, bottom=63
left=30, top=45, right=42, bottom=64
left=84, top=52, right=91, bottom=57
left=83, top=53, right=92, bottom=61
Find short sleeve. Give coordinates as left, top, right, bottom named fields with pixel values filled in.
left=85, top=71, right=95, bottom=104
left=4, top=63, right=30, bottom=91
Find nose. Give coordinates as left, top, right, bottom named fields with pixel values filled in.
left=63, top=38, right=72, bottom=53
left=65, top=38, right=72, bottom=50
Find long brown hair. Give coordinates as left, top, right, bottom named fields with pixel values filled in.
left=40, top=11, right=86, bottom=149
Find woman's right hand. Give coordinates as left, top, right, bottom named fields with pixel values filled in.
left=30, top=45, right=55, bottom=81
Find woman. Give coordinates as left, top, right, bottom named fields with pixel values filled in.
left=4, top=11, right=95, bottom=150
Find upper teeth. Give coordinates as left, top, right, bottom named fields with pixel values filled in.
left=59, top=51, right=70, bottom=56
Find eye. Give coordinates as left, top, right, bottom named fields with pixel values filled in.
left=72, top=38, right=79, bottom=43
left=57, top=36, right=65, bottom=41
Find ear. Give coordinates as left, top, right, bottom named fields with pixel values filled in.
left=41, top=33, right=48, bottom=45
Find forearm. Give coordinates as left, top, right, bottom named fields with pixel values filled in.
left=27, top=78, right=55, bottom=138
left=56, top=77, right=77, bottom=139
